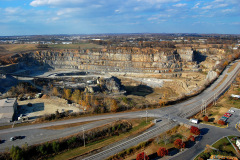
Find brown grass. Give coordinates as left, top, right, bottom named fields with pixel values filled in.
left=42, top=120, right=98, bottom=130
left=0, top=43, right=103, bottom=59
left=228, top=62, right=238, bottom=73
left=213, top=75, right=228, bottom=91
left=48, top=43, right=103, bottom=50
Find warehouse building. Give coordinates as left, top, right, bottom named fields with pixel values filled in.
left=0, top=98, right=17, bottom=123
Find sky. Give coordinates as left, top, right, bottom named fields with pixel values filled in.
left=0, top=0, right=239, bottom=36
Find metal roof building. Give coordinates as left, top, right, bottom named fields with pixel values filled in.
left=0, top=98, right=17, bottom=123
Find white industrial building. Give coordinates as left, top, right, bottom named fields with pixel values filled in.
left=0, top=98, right=17, bottom=123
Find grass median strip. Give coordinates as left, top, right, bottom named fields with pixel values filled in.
left=213, top=75, right=228, bottom=91
left=42, top=120, right=98, bottom=130
left=49, top=118, right=154, bottom=160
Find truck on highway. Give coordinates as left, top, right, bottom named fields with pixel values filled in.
left=189, top=118, right=198, bottom=124
left=153, top=119, right=161, bottom=123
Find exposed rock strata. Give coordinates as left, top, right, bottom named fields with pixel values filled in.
left=22, top=49, right=200, bottom=74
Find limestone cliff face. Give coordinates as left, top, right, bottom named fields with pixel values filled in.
left=22, top=48, right=198, bottom=73
left=177, top=48, right=194, bottom=62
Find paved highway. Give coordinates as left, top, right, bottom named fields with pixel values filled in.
left=0, top=60, right=239, bottom=159
left=80, top=59, right=240, bottom=160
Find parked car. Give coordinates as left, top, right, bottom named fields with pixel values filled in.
left=220, top=117, right=228, bottom=122
left=224, top=114, right=230, bottom=118
left=225, top=113, right=232, bottom=117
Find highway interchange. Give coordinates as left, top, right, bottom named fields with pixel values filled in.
left=0, top=59, right=240, bottom=160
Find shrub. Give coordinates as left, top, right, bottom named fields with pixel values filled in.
left=136, top=152, right=149, bottom=160
left=188, top=135, right=195, bottom=142
left=174, top=139, right=185, bottom=149
left=10, top=146, right=24, bottom=160
left=157, top=147, right=168, bottom=157
left=52, top=141, right=60, bottom=153
left=38, top=144, right=47, bottom=155
left=218, top=120, right=225, bottom=125
left=203, top=116, right=208, bottom=122
left=126, top=148, right=133, bottom=155
left=190, top=126, right=201, bottom=135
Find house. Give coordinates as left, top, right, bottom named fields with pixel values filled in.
left=0, top=98, right=18, bottom=123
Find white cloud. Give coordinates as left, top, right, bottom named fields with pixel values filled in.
left=213, top=0, right=224, bottom=3
left=202, top=5, right=212, bottom=10
left=115, top=10, right=120, bottom=13
left=221, top=9, right=233, bottom=13
left=137, top=0, right=180, bottom=4
left=148, top=14, right=171, bottom=21
left=57, top=8, right=81, bottom=16
left=5, top=7, right=21, bottom=14
left=216, top=3, right=228, bottom=8
left=46, top=17, right=60, bottom=23
left=173, top=3, right=187, bottom=7
left=192, top=2, right=200, bottom=9
left=30, top=0, right=85, bottom=7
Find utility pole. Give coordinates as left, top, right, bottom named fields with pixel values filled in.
left=214, top=93, right=217, bottom=105
left=12, top=121, right=15, bottom=128
left=82, top=127, right=85, bottom=147
left=146, top=110, right=148, bottom=123
left=144, top=151, right=147, bottom=160
left=201, top=100, right=206, bottom=114
left=204, top=100, right=207, bottom=114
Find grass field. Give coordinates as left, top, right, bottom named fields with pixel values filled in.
left=48, top=43, right=103, bottom=50
left=212, top=137, right=235, bottom=154
left=0, top=43, right=103, bottom=57
left=194, top=136, right=237, bottom=160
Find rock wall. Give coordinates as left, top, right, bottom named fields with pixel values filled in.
left=177, top=48, right=194, bottom=62
left=23, top=48, right=198, bottom=74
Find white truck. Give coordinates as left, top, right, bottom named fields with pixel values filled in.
left=189, top=118, right=198, bottom=124
left=153, top=119, right=162, bottom=123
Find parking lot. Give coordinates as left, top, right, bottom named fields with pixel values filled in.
left=224, top=107, right=240, bottom=129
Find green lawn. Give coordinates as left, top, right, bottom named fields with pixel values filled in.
left=212, top=137, right=236, bottom=154
left=194, top=136, right=237, bottom=160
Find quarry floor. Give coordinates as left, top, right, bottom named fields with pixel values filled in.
left=17, top=97, right=82, bottom=119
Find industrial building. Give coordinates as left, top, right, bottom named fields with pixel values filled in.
left=0, top=98, right=17, bottom=123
